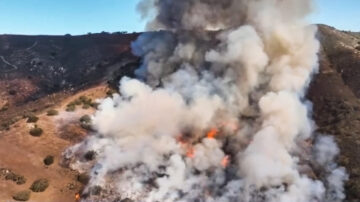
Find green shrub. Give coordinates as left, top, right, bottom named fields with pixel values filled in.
left=30, top=178, right=49, bottom=192
left=29, top=126, right=43, bottom=137
left=12, top=190, right=31, bottom=201
left=66, top=104, right=76, bottom=112
left=80, top=115, right=92, bottom=130
left=43, top=155, right=54, bottom=166
left=26, top=115, right=39, bottom=123
left=90, top=102, right=99, bottom=109
left=82, top=104, right=90, bottom=109
left=4, top=170, right=26, bottom=185
left=16, top=175, right=27, bottom=185
left=80, top=115, right=91, bottom=123
left=46, top=109, right=59, bottom=116
left=72, top=99, right=82, bottom=106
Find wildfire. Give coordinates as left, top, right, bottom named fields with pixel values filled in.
left=207, top=128, right=219, bottom=139
left=75, top=193, right=80, bottom=201
left=186, top=147, right=195, bottom=158
left=221, top=155, right=230, bottom=168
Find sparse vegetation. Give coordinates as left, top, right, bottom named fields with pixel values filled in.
left=77, top=173, right=90, bottom=185
left=106, top=89, right=117, bottom=97
left=29, top=125, right=43, bottom=137
left=43, top=155, right=54, bottom=166
left=46, top=109, right=59, bottom=116
left=90, top=102, right=99, bottom=109
left=80, top=115, right=92, bottom=130
left=30, top=178, right=49, bottom=192
left=0, top=168, right=27, bottom=185
left=80, top=115, right=91, bottom=123
left=82, top=104, right=90, bottom=109
left=79, top=96, right=92, bottom=105
left=66, top=103, right=76, bottom=112
left=12, top=190, right=31, bottom=201
left=1, top=122, right=10, bottom=130
left=26, top=115, right=39, bottom=123
left=66, top=96, right=97, bottom=112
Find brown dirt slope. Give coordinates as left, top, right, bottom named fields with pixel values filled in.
left=308, top=24, right=360, bottom=201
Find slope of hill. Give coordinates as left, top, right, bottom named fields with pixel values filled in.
left=0, top=25, right=360, bottom=201
left=308, top=25, right=360, bottom=201
left=0, top=33, right=139, bottom=130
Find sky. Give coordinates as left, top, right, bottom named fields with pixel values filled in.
left=0, top=0, right=358, bottom=35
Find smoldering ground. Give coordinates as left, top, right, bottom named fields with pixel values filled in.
left=64, top=0, right=348, bottom=201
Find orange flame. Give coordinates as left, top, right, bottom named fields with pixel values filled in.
left=186, top=147, right=195, bottom=158
left=75, top=193, right=81, bottom=201
left=221, top=155, right=230, bottom=168
left=207, top=128, right=219, bottom=139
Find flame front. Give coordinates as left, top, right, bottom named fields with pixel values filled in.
left=207, top=128, right=218, bottom=139
left=75, top=193, right=80, bottom=201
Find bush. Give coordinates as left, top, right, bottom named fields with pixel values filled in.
left=77, top=173, right=90, bottom=185
left=46, top=109, right=59, bottom=116
left=80, top=115, right=91, bottom=123
left=29, top=126, right=43, bottom=137
left=80, top=115, right=92, bottom=130
left=90, top=102, right=99, bottom=109
left=12, top=190, right=31, bottom=201
left=106, top=89, right=117, bottom=98
left=4, top=170, right=26, bottom=185
left=26, top=115, right=39, bottom=123
left=82, top=104, right=90, bottom=109
left=66, top=104, right=76, bottom=112
left=30, top=178, right=49, bottom=192
left=43, top=155, right=54, bottom=166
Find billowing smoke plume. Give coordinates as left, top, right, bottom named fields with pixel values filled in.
left=66, top=0, right=348, bottom=201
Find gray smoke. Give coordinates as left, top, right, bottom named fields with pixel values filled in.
left=65, top=0, right=348, bottom=201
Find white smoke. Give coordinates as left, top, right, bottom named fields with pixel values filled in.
left=65, top=0, right=348, bottom=201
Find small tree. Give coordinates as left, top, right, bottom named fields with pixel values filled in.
left=66, top=104, right=76, bottom=112
left=43, top=155, right=54, bottom=166
left=12, top=190, right=31, bottom=201
left=47, top=109, right=59, bottom=116
left=30, top=178, right=49, bottom=192
left=26, top=115, right=39, bottom=123
left=29, top=125, right=43, bottom=137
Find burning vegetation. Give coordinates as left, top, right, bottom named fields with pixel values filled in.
left=64, top=0, right=348, bottom=201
